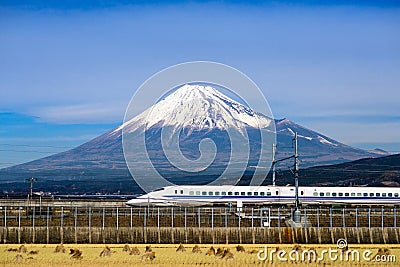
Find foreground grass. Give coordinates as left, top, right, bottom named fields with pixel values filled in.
left=1, top=244, right=399, bottom=266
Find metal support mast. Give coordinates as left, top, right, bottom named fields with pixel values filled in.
left=293, top=132, right=301, bottom=222
left=272, top=144, right=276, bottom=186
left=294, top=132, right=299, bottom=209
left=26, top=177, right=37, bottom=201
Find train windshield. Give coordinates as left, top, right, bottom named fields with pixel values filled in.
left=152, top=187, right=164, bottom=192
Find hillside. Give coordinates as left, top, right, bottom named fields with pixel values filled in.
left=271, top=153, right=400, bottom=187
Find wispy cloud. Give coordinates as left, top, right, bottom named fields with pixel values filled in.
left=29, top=103, right=126, bottom=124
left=0, top=112, right=119, bottom=166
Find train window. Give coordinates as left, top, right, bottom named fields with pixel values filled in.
left=247, top=192, right=252, bottom=196
left=395, top=193, right=399, bottom=197
left=222, top=192, right=226, bottom=196
left=357, top=193, right=362, bottom=196
left=209, top=192, right=213, bottom=196
left=234, top=192, right=239, bottom=196
left=363, top=193, right=368, bottom=197
left=276, top=191, right=279, bottom=196
left=389, top=193, right=393, bottom=197
left=376, top=193, right=380, bottom=197
left=332, top=193, right=337, bottom=197
left=326, top=192, right=330, bottom=196
left=339, top=193, right=343, bottom=196
left=320, top=192, right=324, bottom=196
left=267, top=192, right=271, bottom=196
left=382, top=193, right=387, bottom=197
left=300, top=191, right=304, bottom=196
left=180, top=190, right=184, bottom=194
left=215, top=192, right=220, bottom=196
left=228, top=192, right=233, bottom=196
left=345, top=193, right=349, bottom=197
left=370, top=193, right=374, bottom=197
left=254, top=192, right=259, bottom=196
left=189, top=191, right=194, bottom=196
left=313, top=192, right=318, bottom=196
left=175, top=190, right=178, bottom=194
left=241, top=192, right=245, bottom=196
left=351, top=193, right=355, bottom=196
left=260, top=192, right=265, bottom=196
left=202, top=191, right=207, bottom=196
left=196, top=191, right=200, bottom=196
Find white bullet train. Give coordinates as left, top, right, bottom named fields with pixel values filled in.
left=126, top=185, right=400, bottom=207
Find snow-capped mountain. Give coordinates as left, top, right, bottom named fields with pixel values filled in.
left=0, top=84, right=387, bottom=194
left=117, top=84, right=273, bottom=133
left=119, top=84, right=275, bottom=189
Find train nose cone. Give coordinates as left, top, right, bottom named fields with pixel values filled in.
left=126, top=198, right=148, bottom=206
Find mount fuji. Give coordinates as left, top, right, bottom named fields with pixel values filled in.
left=119, top=84, right=273, bottom=132
left=0, top=84, right=387, bottom=194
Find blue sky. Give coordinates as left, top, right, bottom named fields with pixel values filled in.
left=1, top=1, right=399, bottom=167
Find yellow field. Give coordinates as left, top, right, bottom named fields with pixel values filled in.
left=1, top=243, right=399, bottom=267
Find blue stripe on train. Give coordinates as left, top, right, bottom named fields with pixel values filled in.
left=164, top=195, right=400, bottom=201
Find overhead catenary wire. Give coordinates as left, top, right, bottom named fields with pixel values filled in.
left=0, top=143, right=73, bottom=149
left=0, top=149, right=66, bottom=153
left=0, top=143, right=74, bottom=154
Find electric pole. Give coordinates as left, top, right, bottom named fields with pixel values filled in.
left=26, top=177, right=37, bottom=201
left=293, top=132, right=301, bottom=222
left=271, top=132, right=303, bottom=226
left=272, top=143, right=276, bottom=186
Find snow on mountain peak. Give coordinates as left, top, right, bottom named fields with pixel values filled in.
left=120, top=84, right=273, bottom=133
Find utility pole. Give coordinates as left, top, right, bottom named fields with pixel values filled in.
left=293, top=132, right=301, bottom=223
left=272, top=132, right=303, bottom=226
left=26, top=177, right=37, bottom=201
left=272, top=143, right=276, bottom=186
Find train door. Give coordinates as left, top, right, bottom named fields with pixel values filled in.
left=275, top=188, right=280, bottom=203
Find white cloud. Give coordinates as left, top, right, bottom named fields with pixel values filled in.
left=30, top=103, right=126, bottom=124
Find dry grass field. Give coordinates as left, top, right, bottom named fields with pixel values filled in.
left=1, top=243, right=399, bottom=266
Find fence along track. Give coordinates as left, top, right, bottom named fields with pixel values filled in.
left=1, top=206, right=398, bottom=228
left=1, top=206, right=400, bottom=244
